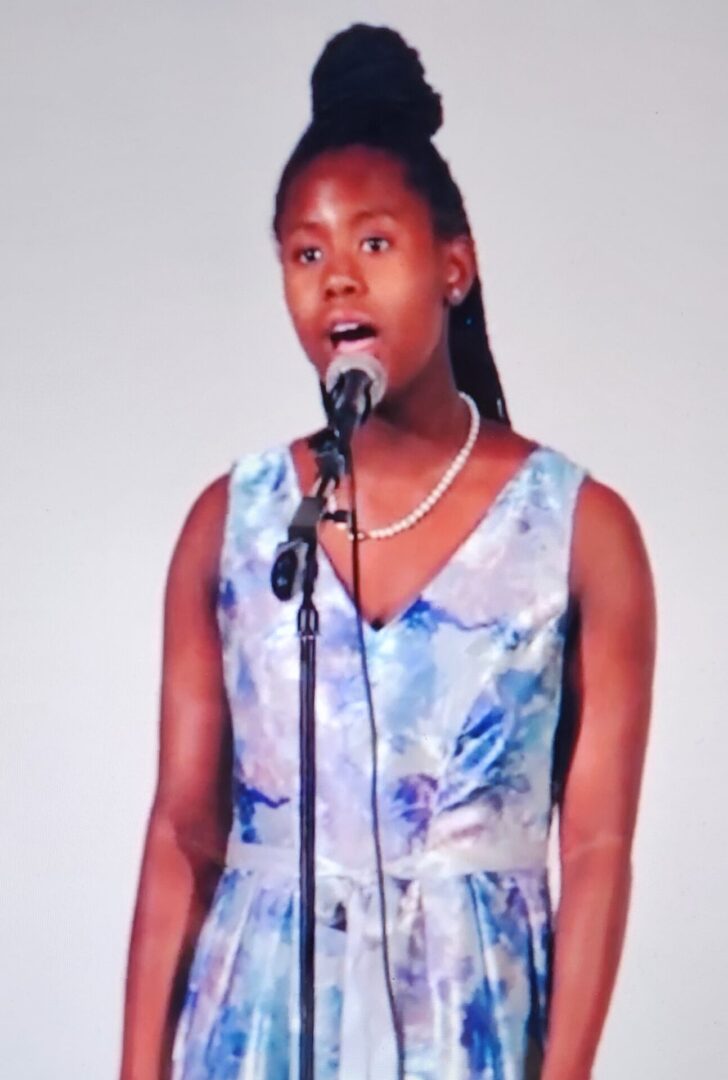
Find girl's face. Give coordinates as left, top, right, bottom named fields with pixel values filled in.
left=277, top=145, right=473, bottom=400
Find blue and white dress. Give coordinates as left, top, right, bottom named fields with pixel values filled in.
left=171, top=442, right=588, bottom=1080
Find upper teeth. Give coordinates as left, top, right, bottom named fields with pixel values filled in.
left=332, top=322, right=360, bottom=333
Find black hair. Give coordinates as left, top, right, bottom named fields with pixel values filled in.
left=273, top=23, right=510, bottom=425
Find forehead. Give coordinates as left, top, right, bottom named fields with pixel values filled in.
left=279, top=145, right=433, bottom=232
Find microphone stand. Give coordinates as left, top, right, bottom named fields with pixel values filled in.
left=270, top=428, right=349, bottom=1080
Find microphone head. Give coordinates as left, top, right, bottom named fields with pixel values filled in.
left=324, top=353, right=388, bottom=408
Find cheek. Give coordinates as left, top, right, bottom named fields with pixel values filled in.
left=387, top=265, right=445, bottom=336
left=386, top=244, right=443, bottom=301
left=283, top=271, right=318, bottom=334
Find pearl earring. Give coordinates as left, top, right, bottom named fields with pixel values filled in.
left=449, top=288, right=462, bottom=305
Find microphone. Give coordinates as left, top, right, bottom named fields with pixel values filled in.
left=323, top=353, right=387, bottom=450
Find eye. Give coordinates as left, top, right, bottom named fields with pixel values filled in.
left=361, top=236, right=390, bottom=254
left=295, top=245, right=322, bottom=265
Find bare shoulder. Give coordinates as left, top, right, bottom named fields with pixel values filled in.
left=167, top=469, right=232, bottom=596
left=570, top=473, right=655, bottom=611
left=470, top=422, right=541, bottom=488
left=476, top=420, right=540, bottom=463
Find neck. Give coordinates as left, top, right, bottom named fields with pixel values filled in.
left=347, top=362, right=468, bottom=479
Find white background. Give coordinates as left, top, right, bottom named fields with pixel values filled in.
left=2, top=2, right=726, bottom=1076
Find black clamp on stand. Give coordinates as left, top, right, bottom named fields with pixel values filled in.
left=270, top=428, right=349, bottom=1080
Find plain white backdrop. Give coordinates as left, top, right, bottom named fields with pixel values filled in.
left=2, top=2, right=727, bottom=1076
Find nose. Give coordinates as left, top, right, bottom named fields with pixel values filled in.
left=323, top=257, right=365, bottom=301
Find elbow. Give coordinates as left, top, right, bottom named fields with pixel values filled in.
left=559, top=835, right=633, bottom=899
left=561, top=831, right=633, bottom=869
left=148, top=796, right=228, bottom=878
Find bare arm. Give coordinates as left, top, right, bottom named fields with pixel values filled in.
left=541, top=480, right=657, bottom=1080
left=119, top=473, right=232, bottom=1080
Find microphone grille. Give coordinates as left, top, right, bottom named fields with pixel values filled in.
left=324, top=353, right=387, bottom=407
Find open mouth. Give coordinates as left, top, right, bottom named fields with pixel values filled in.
left=328, top=321, right=378, bottom=348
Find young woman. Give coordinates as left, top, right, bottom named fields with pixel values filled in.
left=120, top=24, right=656, bottom=1080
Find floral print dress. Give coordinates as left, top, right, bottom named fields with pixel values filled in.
left=171, top=441, right=588, bottom=1080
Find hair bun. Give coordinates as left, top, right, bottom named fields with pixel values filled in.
left=311, top=23, right=443, bottom=140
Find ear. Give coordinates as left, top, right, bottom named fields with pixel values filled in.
left=441, top=234, right=476, bottom=306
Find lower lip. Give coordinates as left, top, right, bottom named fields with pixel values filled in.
left=331, top=336, right=379, bottom=356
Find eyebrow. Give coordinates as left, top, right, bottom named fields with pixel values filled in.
left=350, top=208, right=398, bottom=224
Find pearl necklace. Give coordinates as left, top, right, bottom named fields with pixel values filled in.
left=329, top=392, right=480, bottom=541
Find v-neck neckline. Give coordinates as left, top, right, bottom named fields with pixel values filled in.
left=283, top=442, right=544, bottom=634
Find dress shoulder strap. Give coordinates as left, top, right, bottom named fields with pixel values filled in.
left=522, top=444, right=591, bottom=588
left=532, top=443, right=590, bottom=506
left=222, top=444, right=291, bottom=544
left=216, top=445, right=292, bottom=613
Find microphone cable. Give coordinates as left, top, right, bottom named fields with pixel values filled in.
left=347, top=449, right=406, bottom=1080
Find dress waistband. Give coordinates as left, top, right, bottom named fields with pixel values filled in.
left=224, top=830, right=548, bottom=883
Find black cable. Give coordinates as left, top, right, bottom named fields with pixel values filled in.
left=347, top=450, right=406, bottom=1080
